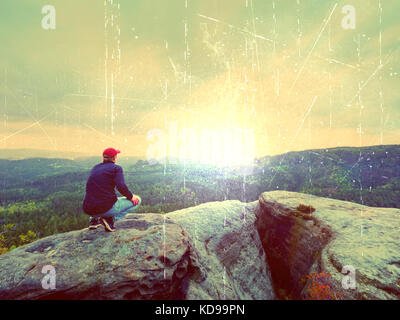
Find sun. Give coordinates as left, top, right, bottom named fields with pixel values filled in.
left=166, top=125, right=256, bottom=167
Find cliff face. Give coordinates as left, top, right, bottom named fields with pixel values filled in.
left=256, top=191, right=400, bottom=300
left=0, top=191, right=399, bottom=300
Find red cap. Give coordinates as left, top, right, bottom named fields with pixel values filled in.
left=103, top=148, right=120, bottom=157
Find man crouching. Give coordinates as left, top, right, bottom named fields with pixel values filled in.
left=82, top=147, right=141, bottom=232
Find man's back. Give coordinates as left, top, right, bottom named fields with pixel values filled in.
left=82, top=162, right=133, bottom=215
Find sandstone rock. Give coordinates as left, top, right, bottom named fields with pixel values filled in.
left=0, top=214, right=203, bottom=299
left=168, top=200, right=275, bottom=300
left=0, top=201, right=275, bottom=300
left=256, top=190, right=400, bottom=300
left=2, top=190, right=397, bottom=300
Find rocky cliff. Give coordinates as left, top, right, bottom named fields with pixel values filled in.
left=0, top=200, right=274, bottom=300
left=256, top=191, right=400, bottom=300
left=0, top=191, right=399, bottom=300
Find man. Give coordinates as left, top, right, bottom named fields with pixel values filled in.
left=82, top=147, right=141, bottom=232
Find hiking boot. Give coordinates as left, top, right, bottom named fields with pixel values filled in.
left=100, top=217, right=115, bottom=232
left=88, top=217, right=102, bottom=230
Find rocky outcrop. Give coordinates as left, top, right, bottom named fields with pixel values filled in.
left=1, top=191, right=399, bottom=300
left=256, top=191, right=400, bottom=300
left=167, top=200, right=274, bottom=299
left=0, top=214, right=203, bottom=299
left=0, top=201, right=274, bottom=300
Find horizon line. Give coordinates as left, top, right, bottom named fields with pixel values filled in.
left=0, top=143, right=398, bottom=161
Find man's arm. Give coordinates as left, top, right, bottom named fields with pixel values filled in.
left=114, top=166, right=134, bottom=200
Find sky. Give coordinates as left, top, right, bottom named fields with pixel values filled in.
left=0, top=0, right=399, bottom=163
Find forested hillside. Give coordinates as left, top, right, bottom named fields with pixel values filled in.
left=0, top=144, right=399, bottom=254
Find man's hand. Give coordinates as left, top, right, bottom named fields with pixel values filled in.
left=131, top=195, right=141, bottom=206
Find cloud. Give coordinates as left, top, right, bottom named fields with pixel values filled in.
left=0, top=0, right=398, bottom=158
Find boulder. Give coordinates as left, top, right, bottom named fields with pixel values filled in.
left=256, top=191, right=400, bottom=300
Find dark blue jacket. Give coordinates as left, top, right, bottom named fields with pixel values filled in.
left=82, top=161, right=133, bottom=215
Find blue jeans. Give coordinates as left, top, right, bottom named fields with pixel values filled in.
left=93, top=196, right=141, bottom=221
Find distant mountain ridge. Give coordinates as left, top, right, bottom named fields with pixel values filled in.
left=0, top=149, right=92, bottom=160
left=0, top=148, right=143, bottom=162
left=0, top=144, right=398, bottom=208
